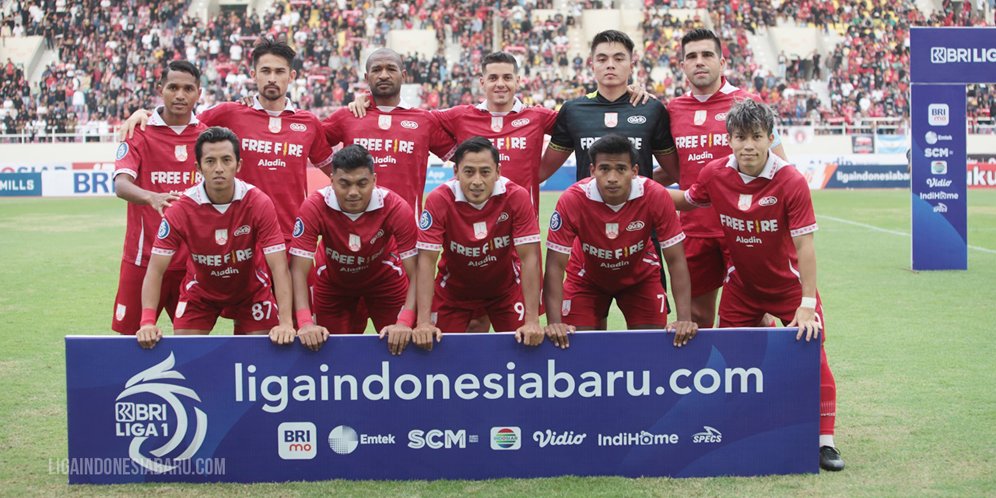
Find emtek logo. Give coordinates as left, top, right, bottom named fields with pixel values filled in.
left=490, top=427, right=521, bottom=450
left=408, top=429, right=477, bottom=449
left=931, top=46, right=996, bottom=64
left=278, top=422, right=316, bottom=460
left=928, top=104, right=949, bottom=126
left=692, top=426, right=723, bottom=443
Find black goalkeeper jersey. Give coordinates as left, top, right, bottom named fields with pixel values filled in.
left=549, top=91, right=676, bottom=181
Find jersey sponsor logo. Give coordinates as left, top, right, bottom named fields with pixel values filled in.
left=625, top=220, right=645, bottom=231
left=627, top=115, right=647, bottom=125
left=290, top=123, right=307, bottom=132
left=116, top=143, right=129, bottom=160
left=549, top=211, right=562, bottom=231
left=242, top=138, right=305, bottom=157
left=293, top=218, right=305, bottom=238
left=348, top=234, right=362, bottom=252
left=234, top=224, right=251, bottom=237
left=400, top=120, right=419, bottom=130
left=737, top=194, right=752, bottom=211
left=268, top=117, right=282, bottom=133
left=758, top=196, right=777, bottom=206
left=511, top=118, right=530, bottom=128
left=604, top=112, right=618, bottom=128
left=370, top=229, right=385, bottom=244
left=419, top=210, right=433, bottom=230
left=720, top=213, right=780, bottom=233
left=497, top=212, right=509, bottom=223
left=378, top=115, right=392, bottom=130
left=215, top=229, right=229, bottom=245
left=715, top=112, right=728, bottom=121
left=605, top=223, right=619, bottom=240
left=694, top=110, right=707, bottom=126
left=491, top=427, right=521, bottom=450
left=174, top=145, right=188, bottom=162
left=157, top=219, right=170, bottom=239
left=473, top=221, right=488, bottom=240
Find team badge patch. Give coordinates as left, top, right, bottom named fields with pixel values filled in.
left=116, top=143, right=129, bottom=160
left=157, top=219, right=170, bottom=239
left=378, top=115, right=392, bottom=130
left=604, top=112, right=618, bottom=128
left=473, top=221, right=488, bottom=240
left=738, top=194, right=753, bottom=211
left=174, top=145, right=188, bottom=162
left=115, top=304, right=127, bottom=321
left=348, top=234, right=362, bottom=252
left=694, top=110, right=707, bottom=126
left=491, top=116, right=504, bottom=132
left=293, top=218, right=305, bottom=238
left=549, top=211, right=562, bottom=231
left=418, top=210, right=433, bottom=230
left=268, top=117, right=282, bottom=133
left=215, top=228, right=229, bottom=245
left=605, top=223, right=619, bottom=240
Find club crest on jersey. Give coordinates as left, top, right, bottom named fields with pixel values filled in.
left=418, top=210, right=433, bottom=230
left=738, top=194, right=753, bottom=211
left=174, top=145, right=188, bottom=161
left=604, top=112, right=618, bottom=128
left=116, top=143, right=129, bottom=160
left=215, top=229, right=229, bottom=245
left=491, top=116, right=504, bottom=132
left=157, top=219, right=170, bottom=239
left=473, top=221, right=488, bottom=240
left=268, top=117, right=281, bottom=133
left=348, top=233, right=362, bottom=252
left=550, top=211, right=562, bottom=231
left=293, top=218, right=305, bottom=238
left=605, top=223, right=619, bottom=240
left=694, top=110, right=707, bottom=126
left=115, top=303, right=127, bottom=321
left=378, top=115, right=392, bottom=130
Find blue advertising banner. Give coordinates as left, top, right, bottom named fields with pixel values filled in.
left=910, top=85, right=968, bottom=270
left=0, top=172, right=42, bottom=196
left=822, top=164, right=910, bottom=189
left=910, top=27, right=996, bottom=84
left=66, top=330, right=819, bottom=484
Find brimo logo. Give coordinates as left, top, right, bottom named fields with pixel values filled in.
left=115, top=353, right=207, bottom=473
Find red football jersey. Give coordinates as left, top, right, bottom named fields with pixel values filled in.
left=668, top=80, right=762, bottom=237
left=152, top=180, right=286, bottom=303
left=685, top=154, right=817, bottom=296
left=289, top=186, right=417, bottom=288
left=114, top=108, right=206, bottom=270
left=322, top=102, right=456, bottom=210
left=547, top=176, right=685, bottom=293
left=197, top=97, right=334, bottom=240
left=433, top=100, right=558, bottom=211
left=416, top=177, right=540, bottom=300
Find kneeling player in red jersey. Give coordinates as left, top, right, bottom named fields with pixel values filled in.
left=136, top=127, right=295, bottom=348
left=413, top=137, right=544, bottom=349
left=669, top=99, right=845, bottom=471
left=288, top=145, right=419, bottom=354
left=543, top=134, right=696, bottom=348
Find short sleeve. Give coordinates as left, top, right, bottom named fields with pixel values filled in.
left=548, top=104, right=574, bottom=152
left=509, top=187, right=541, bottom=246
left=387, top=195, right=418, bottom=259
left=685, top=161, right=718, bottom=207
left=783, top=171, right=818, bottom=237
left=650, top=183, right=686, bottom=249
left=307, top=115, right=334, bottom=170
left=652, top=101, right=677, bottom=154
left=113, top=136, right=143, bottom=180
left=322, top=109, right=346, bottom=147
left=415, top=189, right=448, bottom=252
left=427, top=112, right=457, bottom=159
left=252, top=192, right=287, bottom=254
left=151, top=205, right=184, bottom=257
left=539, top=106, right=559, bottom=134
left=545, top=190, right=578, bottom=254
left=195, top=102, right=227, bottom=127
left=288, top=196, right=322, bottom=259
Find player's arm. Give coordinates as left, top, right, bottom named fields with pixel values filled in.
left=136, top=253, right=171, bottom=349
left=543, top=250, right=574, bottom=349
left=661, top=241, right=697, bottom=347
left=653, top=150, right=680, bottom=187
left=379, top=255, right=417, bottom=356
left=114, top=175, right=180, bottom=216
left=788, top=233, right=821, bottom=342
left=264, top=250, right=296, bottom=346
left=514, top=242, right=543, bottom=347
left=118, top=109, right=154, bottom=140
left=539, top=146, right=572, bottom=183
left=289, top=255, right=329, bottom=351
left=413, top=249, right=443, bottom=351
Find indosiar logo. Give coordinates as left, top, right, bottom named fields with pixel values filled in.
left=114, top=353, right=208, bottom=473
left=490, top=427, right=521, bottom=450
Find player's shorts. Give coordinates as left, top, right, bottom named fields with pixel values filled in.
left=432, top=285, right=527, bottom=333
left=313, top=267, right=408, bottom=334
left=560, top=274, right=668, bottom=329
left=718, top=280, right=827, bottom=341
left=173, top=280, right=280, bottom=334
left=683, top=235, right=729, bottom=297
left=111, top=260, right=185, bottom=335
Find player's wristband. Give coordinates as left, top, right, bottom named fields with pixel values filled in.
left=140, top=308, right=157, bottom=327
left=397, top=308, right=416, bottom=328
left=799, top=297, right=817, bottom=309
left=296, top=309, right=314, bottom=328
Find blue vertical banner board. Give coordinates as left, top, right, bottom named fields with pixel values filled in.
left=66, top=332, right=820, bottom=484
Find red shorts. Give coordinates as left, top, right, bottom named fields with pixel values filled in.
left=432, top=286, right=527, bottom=333
left=112, top=260, right=185, bottom=335
left=561, top=275, right=668, bottom=329
left=683, top=236, right=729, bottom=298
left=313, top=268, right=408, bottom=334
left=718, top=281, right=827, bottom=339
left=173, top=280, right=280, bottom=334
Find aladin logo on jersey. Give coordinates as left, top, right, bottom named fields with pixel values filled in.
left=348, top=234, right=362, bottom=252
left=400, top=120, right=419, bottom=130
left=215, top=229, right=229, bottom=245
left=268, top=117, right=281, bottom=133
left=378, top=115, right=392, bottom=130
left=625, top=221, right=645, bottom=231
left=290, top=123, right=307, bottom=132
left=604, top=112, right=618, bottom=128
left=694, top=110, right=707, bottom=126
left=473, top=222, right=488, bottom=240
left=738, top=194, right=752, bottom=211
left=115, top=353, right=208, bottom=473
left=174, top=145, right=188, bottom=162
left=605, top=223, right=619, bottom=240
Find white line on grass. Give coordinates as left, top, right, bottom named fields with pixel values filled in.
left=818, top=214, right=996, bottom=255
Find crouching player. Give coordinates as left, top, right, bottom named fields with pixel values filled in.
left=669, top=99, right=844, bottom=471
left=414, top=137, right=543, bottom=348
left=288, top=145, right=419, bottom=354
left=544, top=134, right=696, bottom=348
left=136, top=127, right=295, bottom=348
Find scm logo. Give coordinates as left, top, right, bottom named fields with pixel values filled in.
left=408, top=429, right=477, bottom=449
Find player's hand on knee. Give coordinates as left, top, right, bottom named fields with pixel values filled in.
left=268, top=324, right=296, bottom=346
left=412, top=324, right=441, bottom=351
left=788, top=307, right=821, bottom=342
left=379, top=325, right=412, bottom=355
left=544, top=323, right=575, bottom=349
left=136, top=325, right=162, bottom=349
left=667, top=320, right=698, bottom=348
left=297, top=324, right=329, bottom=352
left=515, top=321, right=545, bottom=347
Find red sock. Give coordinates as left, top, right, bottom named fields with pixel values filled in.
left=819, top=347, right=837, bottom=435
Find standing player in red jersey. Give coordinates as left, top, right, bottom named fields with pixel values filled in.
left=543, top=135, right=696, bottom=348
left=412, top=137, right=544, bottom=348
left=657, top=29, right=787, bottom=328
left=669, top=100, right=844, bottom=472
left=288, top=145, right=419, bottom=355
left=111, top=60, right=207, bottom=335
left=137, top=127, right=296, bottom=348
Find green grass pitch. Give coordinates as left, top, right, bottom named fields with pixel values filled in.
left=0, top=189, right=994, bottom=496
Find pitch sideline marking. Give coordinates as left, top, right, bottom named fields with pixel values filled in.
left=818, top=214, right=996, bottom=255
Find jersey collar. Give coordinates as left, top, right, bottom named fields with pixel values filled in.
left=187, top=178, right=253, bottom=205
left=583, top=176, right=647, bottom=203
left=252, top=95, right=297, bottom=114
left=322, top=185, right=388, bottom=213
left=148, top=106, right=200, bottom=127
left=725, top=151, right=788, bottom=183
left=447, top=176, right=509, bottom=209
left=474, top=98, right=524, bottom=114
left=376, top=99, right=414, bottom=112
left=588, top=90, right=631, bottom=103
left=691, top=78, right=739, bottom=102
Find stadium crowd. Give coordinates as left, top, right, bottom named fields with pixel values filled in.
left=0, top=0, right=993, bottom=138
